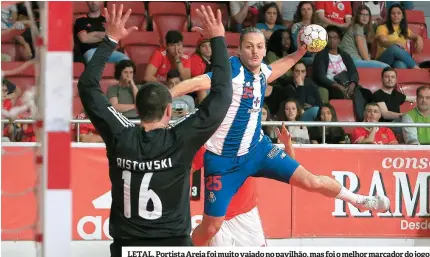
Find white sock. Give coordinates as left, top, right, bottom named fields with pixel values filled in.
left=336, top=186, right=364, bottom=204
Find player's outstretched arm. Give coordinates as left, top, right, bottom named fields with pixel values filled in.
left=169, top=74, right=211, bottom=98
left=267, top=32, right=308, bottom=84
left=276, top=123, right=296, bottom=160
left=77, top=4, right=138, bottom=146
left=172, top=6, right=232, bottom=155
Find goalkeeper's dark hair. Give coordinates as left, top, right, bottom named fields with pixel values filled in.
left=136, top=82, right=172, bottom=123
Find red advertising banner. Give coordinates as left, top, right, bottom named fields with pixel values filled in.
left=1, top=147, right=291, bottom=240
left=1, top=146, right=429, bottom=240
left=291, top=149, right=430, bottom=238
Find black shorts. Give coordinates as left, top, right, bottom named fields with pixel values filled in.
left=110, top=236, right=193, bottom=257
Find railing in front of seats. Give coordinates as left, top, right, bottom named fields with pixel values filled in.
left=2, top=119, right=430, bottom=144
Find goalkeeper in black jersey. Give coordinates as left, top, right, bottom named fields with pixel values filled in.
left=77, top=5, right=232, bottom=255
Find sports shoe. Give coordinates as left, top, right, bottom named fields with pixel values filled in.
left=357, top=195, right=391, bottom=212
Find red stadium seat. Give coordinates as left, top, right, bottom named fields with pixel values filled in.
left=189, top=2, right=229, bottom=29
left=1, top=44, right=18, bottom=61
left=100, top=79, right=118, bottom=94
left=73, top=2, right=89, bottom=22
left=102, top=63, right=116, bottom=79
left=396, top=69, right=430, bottom=83
left=412, top=39, right=430, bottom=65
left=400, top=102, right=417, bottom=113
left=397, top=82, right=430, bottom=97
left=73, top=96, right=84, bottom=117
left=152, top=14, right=188, bottom=46
left=148, top=1, right=187, bottom=16
left=122, top=31, right=161, bottom=65
left=357, top=68, right=383, bottom=93
left=225, top=32, right=240, bottom=48
left=405, top=10, right=427, bottom=39
left=330, top=99, right=356, bottom=134
left=134, top=63, right=147, bottom=84
left=73, top=1, right=89, bottom=14
left=107, top=1, right=147, bottom=31
left=182, top=32, right=201, bottom=56
left=73, top=62, right=85, bottom=78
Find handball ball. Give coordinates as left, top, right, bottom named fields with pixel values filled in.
left=299, top=24, right=328, bottom=53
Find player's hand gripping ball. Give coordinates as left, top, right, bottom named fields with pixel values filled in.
left=299, top=24, right=328, bottom=53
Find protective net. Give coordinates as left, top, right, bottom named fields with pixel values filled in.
left=1, top=1, right=43, bottom=256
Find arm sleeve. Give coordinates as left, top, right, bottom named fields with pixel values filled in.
left=77, top=37, right=135, bottom=148
left=172, top=36, right=232, bottom=157
left=351, top=128, right=366, bottom=144
left=386, top=128, right=397, bottom=143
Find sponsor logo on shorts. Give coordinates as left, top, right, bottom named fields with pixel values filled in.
left=208, top=191, right=216, bottom=203
left=267, top=146, right=282, bottom=159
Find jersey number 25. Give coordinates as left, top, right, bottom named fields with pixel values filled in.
left=122, top=170, right=162, bottom=220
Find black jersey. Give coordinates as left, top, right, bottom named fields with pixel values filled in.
left=77, top=36, right=232, bottom=240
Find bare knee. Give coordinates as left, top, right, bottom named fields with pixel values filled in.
left=290, top=166, right=323, bottom=192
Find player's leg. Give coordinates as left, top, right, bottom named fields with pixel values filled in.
left=208, top=206, right=266, bottom=246
left=255, top=137, right=390, bottom=212
left=192, top=152, right=250, bottom=246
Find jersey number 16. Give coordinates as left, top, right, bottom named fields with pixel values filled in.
left=122, top=170, right=163, bottom=220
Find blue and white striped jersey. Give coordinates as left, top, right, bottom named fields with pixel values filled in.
left=205, top=56, right=272, bottom=156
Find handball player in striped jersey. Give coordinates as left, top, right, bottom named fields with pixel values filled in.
left=172, top=26, right=391, bottom=246
left=191, top=125, right=296, bottom=246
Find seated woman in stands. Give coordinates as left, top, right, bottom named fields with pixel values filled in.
left=256, top=2, right=286, bottom=41
left=276, top=99, right=310, bottom=144
left=265, top=28, right=295, bottom=80
left=308, top=103, right=346, bottom=144
left=340, top=5, right=389, bottom=68
left=351, top=103, right=398, bottom=144
left=375, top=4, right=423, bottom=69
left=290, top=1, right=316, bottom=66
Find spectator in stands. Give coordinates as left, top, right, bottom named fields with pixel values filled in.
left=315, top=1, right=352, bottom=29
left=107, top=60, right=141, bottom=119
left=291, top=1, right=315, bottom=47
left=375, top=4, right=423, bottom=69
left=352, top=1, right=387, bottom=26
left=386, top=1, right=414, bottom=11
left=276, top=99, right=310, bottom=144
left=190, top=37, right=211, bottom=78
left=351, top=102, right=398, bottom=144
left=1, top=4, right=19, bottom=29
left=165, top=70, right=195, bottom=121
left=264, top=82, right=289, bottom=117
left=372, top=67, right=416, bottom=127
left=265, top=28, right=294, bottom=80
left=145, top=30, right=191, bottom=83
left=74, top=1, right=129, bottom=63
left=73, top=111, right=103, bottom=143
left=14, top=21, right=39, bottom=60
left=256, top=2, right=286, bottom=41
left=340, top=5, right=389, bottom=68
left=278, top=1, right=299, bottom=27
left=308, top=103, right=346, bottom=144
left=312, top=25, right=359, bottom=100
left=262, top=104, right=277, bottom=143
left=2, top=78, right=21, bottom=104
left=229, top=1, right=264, bottom=32
left=283, top=61, right=324, bottom=121
left=401, top=85, right=430, bottom=145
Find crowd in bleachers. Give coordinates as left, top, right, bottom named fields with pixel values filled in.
left=1, top=1, right=429, bottom=145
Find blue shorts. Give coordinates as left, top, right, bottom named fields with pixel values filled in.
left=203, top=136, right=300, bottom=217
